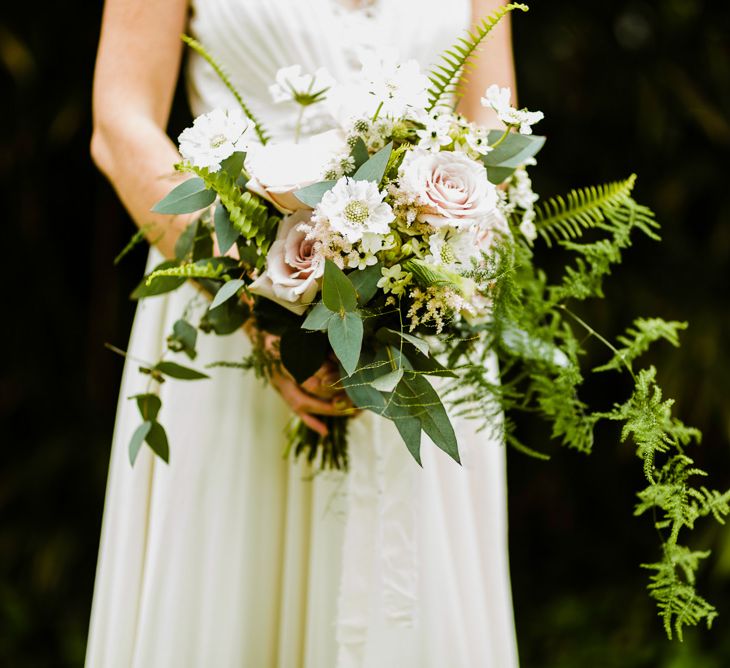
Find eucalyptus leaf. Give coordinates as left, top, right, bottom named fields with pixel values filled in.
left=377, top=328, right=430, bottom=357
left=485, top=166, right=516, bottom=186
left=294, top=180, right=337, bottom=207
left=302, top=302, right=334, bottom=331
left=352, top=141, right=392, bottom=183
left=214, top=204, right=238, bottom=255
left=168, top=319, right=198, bottom=359
left=350, top=137, right=369, bottom=171
left=210, top=279, right=244, bottom=310
left=370, top=367, right=404, bottom=392
left=280, top=329, right=329, bottom=384
left=322, top=260, right=358, bottom=313
left=199, top=295, right=248, bottom=335
left=220, top=151, right=245, bottom=179
left=152, top=177, right=215, bottom=215
left=175, top=219, right=198, bottom=260
left=483, top=132, right=545, bottom=168
left=153, top=360, right=209, bottom=380
left=328, top=311, right=364, bottom=376
left=131, top=261, right=186, bottom=299
left=349, top=262, right=382, bottom=305
left=129, top=421, right=152, bottom=465
left=394, top=373, right=460, bottom=464
left=145, top=421, right=170, bottom=463
left=133, top=393, right=161, bottom=421
left=394, top=417, right=423, bottom=466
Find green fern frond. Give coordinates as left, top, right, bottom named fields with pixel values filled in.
left=594, top=318, right=688, bottom=373
left=146, top=261, right=227, bottom=284
left=182, top=35, right=271, bottom=145
left=178, top=164, right=276, bottom=252
left=425, top=3, right=529, bottom=111
left=535, top=175, right=652, bottom=246
left=642, top=545, right=717, bottom=640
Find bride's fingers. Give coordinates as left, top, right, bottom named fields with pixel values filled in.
left=273, top=374, right=343, bottom=417
left=298, top=411, right=328, bottom=437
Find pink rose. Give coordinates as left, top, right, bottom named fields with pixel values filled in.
left=245, top=129, right=346, bottom=213
left=248, top=209, right=323, bottom=315
left=399, top=149, right=498, bottom=229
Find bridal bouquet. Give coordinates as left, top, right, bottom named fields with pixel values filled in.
left=114, top=3, right=728, bottom=640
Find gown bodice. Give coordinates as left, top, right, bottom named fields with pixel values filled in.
left=186, top=0, right=472, bottom=139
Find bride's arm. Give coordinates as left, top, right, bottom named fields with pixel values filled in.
left=91, top=0, right=192, bottom=260
left=458, top=0, right=518, bottom=126
left=92, top=0, right=344, bottom=434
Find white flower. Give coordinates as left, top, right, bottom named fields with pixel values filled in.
left=245, top=129, right=347, bottom=212
left=360, top=47, right=429, bottom=117
left=314, top=177, right=394, bottom=243
left=426, top=227, right=480, bottom=269
left=481, top=85, right=544, bottom=135
left=269, top=65, right=335, bottom=105
left=416, top=113, right=452, bottom=152
left=377, top=264, right=412, bottom=296
left=519, top=210, right=538, bottom=242
left=398, top=149, right=498, bottom=229
left=178, top=108, right=250, bottom=172
left=462, top=126, right=492, bottom=156
left=248, top=210, right=324, bottom=315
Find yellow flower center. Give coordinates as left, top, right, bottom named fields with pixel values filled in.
left=344, top=200, right=370, bottom=225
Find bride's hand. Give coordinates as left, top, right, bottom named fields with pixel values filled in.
left=254, top=329, right=353, bottom=437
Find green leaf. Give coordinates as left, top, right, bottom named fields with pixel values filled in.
left=167, top=318, right=198, bottom=359
left=394, top=417, right=422, bottom=466
left=380, top=328, right=430, bottom=356
left=302, top=302, right=334, bottom=331
left=395, top=373, right=460, bottom=464
left=328, top=311, right=364, bottom=376
left=280, top=329, right=329, bottom=384
left=210, top=279, right=244, bottom=310
left=199, top=295, right=248, bottom=335
left=152, top=177, right=216, bottom=214
left=484, top=131, right=545, bottom=168
left=131, top=261, right=186, bottom=299
left=349, top=262, right=383, bottom=305
left=220, top=151, right=245, bottom=179
left=485, top=165, right=515, bottom=186
left=129, top=421, right=152, bottom=465
left=214, top=204, right=238, bottom=255
left=322, top=260, right=358, bottom=313
left=174, top=219, right=198, bottom=260
left=133, top=393, right=161, bottom=421
left=370, top=367, right=404, bottom=392
left=153, top=360, right=209, bottom=380
left=350, top=137, right=369, bottom=171
left=353, top=142, right=392, bottom=184
left=145, top=421, right=169, bottom=463
left=294, top=180, right=337, bottom=207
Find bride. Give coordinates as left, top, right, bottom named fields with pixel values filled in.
left=87, top=0, right=519, bottom=665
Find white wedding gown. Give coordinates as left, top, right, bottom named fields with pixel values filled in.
left=86, top=1, right=519, bottom=666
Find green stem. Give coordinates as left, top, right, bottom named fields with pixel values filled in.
left=371, top=100, right=384, bottom=123
left=490, top=127, right=512, bottom=149
left=558, top=304, right=636, bottom=380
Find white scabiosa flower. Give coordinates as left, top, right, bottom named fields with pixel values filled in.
left=178, top=108, right=250, bottom=172
left=314, top=177, right=394, bottom=243
left=359, top=47, right=429, bottom=117
left=481, top=84, right=544, bottom=135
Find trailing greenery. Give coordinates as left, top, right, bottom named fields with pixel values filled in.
left=443, top=177, right=730, bottom=640
left=425, top=3, right=529, bottom=111
left=146, top=260, right=228, bottom=283
left=181, top=34, right=271, bottom=144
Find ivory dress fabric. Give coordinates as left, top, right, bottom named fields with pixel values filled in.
left=85, top=1, right=519, bottom=666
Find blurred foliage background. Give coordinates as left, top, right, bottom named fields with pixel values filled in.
left=1, top=0, right=729, bottom=665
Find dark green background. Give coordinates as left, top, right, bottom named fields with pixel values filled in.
left=2, top=0, right=729, bottom=665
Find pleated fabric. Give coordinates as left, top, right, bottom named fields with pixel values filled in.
left=86, top=2, right=519, bottom=666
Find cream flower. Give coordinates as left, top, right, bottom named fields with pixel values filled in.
left=269, top=64, right=335, bottom=105
left=398, top=149, right=498, bottom=229
left=481, top=85, right=544, bottom=135
left=178, top=108, right=250, bottom=172
left=245, top=129, right=346, bottom=213
left=248, top=210, right=324, bottom=315
left=314, top=177, right=394, bottom=243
